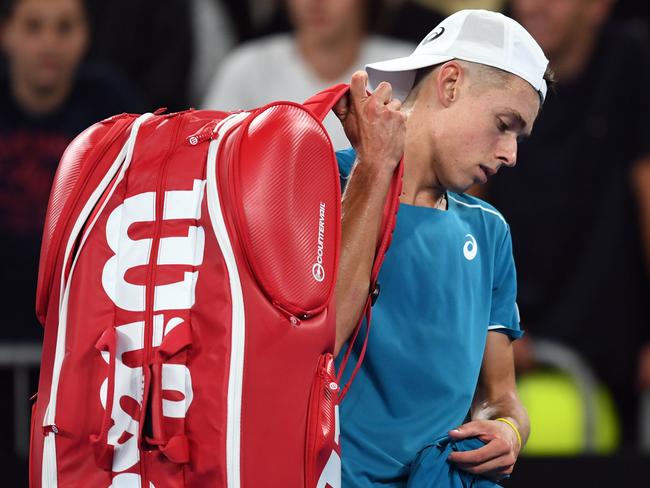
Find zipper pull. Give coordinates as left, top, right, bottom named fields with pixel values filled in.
left=186, top=114, right=234, bottom=146
left=187, top=124, right=216, bottom=146
left=272, top=301, right=310, bottom=326
left=43, top=424, right=59, bottom=435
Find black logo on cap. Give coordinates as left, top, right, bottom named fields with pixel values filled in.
left=421, top=26, right=445, bottom=45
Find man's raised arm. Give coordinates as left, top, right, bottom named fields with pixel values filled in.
left=332, top=71, right=405, bottom=356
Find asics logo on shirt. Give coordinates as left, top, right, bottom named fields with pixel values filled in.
left=463, top=234, right=478, bottom=261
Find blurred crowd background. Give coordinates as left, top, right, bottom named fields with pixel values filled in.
left=0, top=0, right=649, bottom=485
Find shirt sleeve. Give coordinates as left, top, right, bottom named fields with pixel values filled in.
left=488, top=226, right=523, bottom=340
left=335, top=147, right=356, bottom=192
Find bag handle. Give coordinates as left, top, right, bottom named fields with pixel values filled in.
left=302, top=83, right=351, bottom=122
left=303, top=84, right=404, bottom=401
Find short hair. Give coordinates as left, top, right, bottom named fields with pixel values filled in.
left=543, top=65, right=557, bottom=94
left=405, top=60, right=557, bottom=107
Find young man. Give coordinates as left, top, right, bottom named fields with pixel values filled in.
left=332, top=9, right=553, bottom=486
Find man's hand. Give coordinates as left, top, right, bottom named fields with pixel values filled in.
left=333, top=70, right=406, bottom=173
left=333, top=70, right=407, bottom=354
left=447, top=419, right=521, bottom=481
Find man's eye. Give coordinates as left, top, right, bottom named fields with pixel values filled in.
left=25, top=18, right=42, bottom=33
left=497, top=119, right=508, bottom=132
left=58, top=20, right=74, bottom=36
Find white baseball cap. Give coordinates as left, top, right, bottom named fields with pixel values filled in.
left=366, top=9, right=549, bottom=102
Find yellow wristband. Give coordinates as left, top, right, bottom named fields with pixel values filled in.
left=495, top=417, right=522, bottom=448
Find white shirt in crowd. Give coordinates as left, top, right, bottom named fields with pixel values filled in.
left=202, top=34, right=414, bottom=150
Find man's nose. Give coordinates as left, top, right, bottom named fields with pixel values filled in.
left=497, top=136, right=518, bottom=168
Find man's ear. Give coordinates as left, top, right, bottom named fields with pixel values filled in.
left=436, top=61, right=464, bottom=108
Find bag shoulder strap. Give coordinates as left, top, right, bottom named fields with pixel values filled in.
left=337, top=160, right=403, bottom=401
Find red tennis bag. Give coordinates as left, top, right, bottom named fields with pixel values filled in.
left=30, top=85, right=402, bottom=487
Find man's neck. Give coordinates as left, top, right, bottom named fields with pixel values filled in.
left=11, top=77, right=71, bottom=117
left=399, top=150, right=447, bottom=209
left=397, top=114, right=448, bottom=208
left=400, top=180, right=447, bottom=209
left=295, top=29, right=363, bottom=82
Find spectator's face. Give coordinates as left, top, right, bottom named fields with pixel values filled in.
left=510, top=0, right=610, bottom=58
left=408, top=67, right=539, bottom=193
left=1, top=0, right=88, bottom=93
left=288, top=0, right=364, bottom=42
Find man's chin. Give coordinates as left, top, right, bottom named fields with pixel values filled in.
left=30, top=76, right=68, bottom=96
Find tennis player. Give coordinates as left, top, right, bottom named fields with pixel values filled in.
left=333, top=9, right=554, bottom=487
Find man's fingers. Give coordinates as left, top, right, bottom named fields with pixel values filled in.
left=333, top=92, right=350, bottom=121
left=342, top=70, right=405, bottom=167
left=347, top=71, right=402, bottom=117
left=386, top=98, right=402, bottom=112
left=448, top=437, right=515, bottom=480
left=449, top=441, right=517, bottom=481
left=448, top=421, right=521, bottom=480
left=451, top=447, right=516, bottom=479
left=349, top=70, right=369, bottom=107
left=448, top=440, right=503, bottom=465
left=372, top=81, right=393, bottom=105
left=448, top=421, right=489, bottom=440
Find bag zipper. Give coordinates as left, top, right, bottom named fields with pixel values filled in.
left=139, top=114, right=187, bottom=488
left=205, top=112, right=250, bottom=488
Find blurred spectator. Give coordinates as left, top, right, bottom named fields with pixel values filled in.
left=85, top=0, right=193, bottom=112
left=481, top=0, right=650, bottom=447
left=201, top=0, right=414, bottom=150
left=188, top=0, right=237, bottom=106
left=0, top=0, right=142, bottom=342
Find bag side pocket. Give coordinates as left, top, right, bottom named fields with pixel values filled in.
left=304, top=353, right=341, bottom=488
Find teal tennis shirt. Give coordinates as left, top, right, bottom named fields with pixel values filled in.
left=335, top=148, right=522, bottom=487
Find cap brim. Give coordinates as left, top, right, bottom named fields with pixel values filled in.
left=366, top=54, right=454, bottom=101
